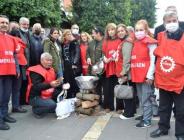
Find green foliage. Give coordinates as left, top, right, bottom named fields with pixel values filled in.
left=0, top=0, right=62, bottom=27
left=72, top=0, right=132, bottom=32
left=130, top=0, right=157, bottom=27
left=0, top=0, right=157, bottom=29
left=72, top=0, right=156, bottom=32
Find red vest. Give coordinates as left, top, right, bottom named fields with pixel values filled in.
left=102, top=39, right=122, bottom=77
left=154, top=32, right=184, bottom=94
left=26, top=65, right=56, bottom=102
left=115, top=38, right=133, bottom=77
left=0, top=34, right=17, bottom=75
left=80, top=43, right=88, bottom=75
left=131, top=36, right=157, bottom=83
left=14, top=37, right=27, bottom=66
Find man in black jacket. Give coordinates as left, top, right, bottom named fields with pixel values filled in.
left=150, top=12, right=184, bottom=140
left=154, top=6, right=184, bottom=39
left=30, top=23, right=43, bottom=66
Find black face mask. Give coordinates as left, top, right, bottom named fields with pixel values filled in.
left=34, top=30, right=41, bottom=35
left=10, top=28, right=19, bottom=37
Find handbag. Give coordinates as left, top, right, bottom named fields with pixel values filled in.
left=114, top=82, right=134, bottom=99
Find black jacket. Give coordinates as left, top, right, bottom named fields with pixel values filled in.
left=30, top=34, right=43, bottom=66
left=29, top=71, right=51, bottom=100
left=62, top=40, right=82, bottom=75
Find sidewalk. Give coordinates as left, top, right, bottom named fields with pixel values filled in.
left=0, top=106, right=175, bottom=140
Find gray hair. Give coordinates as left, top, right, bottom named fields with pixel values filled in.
left=32, top=23, right=42, bottom=33
left=71, top=24, right=79, bottom=29
left=165, top=5, right=177, bottom=14
left=40, top=52, right=52, bottom=60
left=0, top=15, right=9, bottom=20
left=163, top=12, right=178, bottom=21
left=127, top=26, right=134, bottom=32
left=19, top=17, right=29, bottom=24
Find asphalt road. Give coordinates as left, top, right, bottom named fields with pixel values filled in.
left=0, top=106, right=176, bottom=140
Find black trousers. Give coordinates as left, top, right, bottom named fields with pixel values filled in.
left=95, top=73, right=105, bottom=106
left=123, top=98, right=136, bottom=117
left=158, top=89, right=184, bottom=137
left=103, top=75, right=124, bottom=111
left=64, top=62, right=79, bottom=98
left=122, top=82, right=136, bottom=117
left=20, top=66, right=28, bottom=105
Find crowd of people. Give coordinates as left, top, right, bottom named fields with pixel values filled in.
left=0, top=5, right=184, bottom=140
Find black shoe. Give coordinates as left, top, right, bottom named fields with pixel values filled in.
left=135, top=115, right=143, bottom=120
left=135, top=120, right=151, bottom=128
left=3, top=115, right=16, bottom=123
left=33, top=113, right=45, bottom=119
left=0, top=121, right=10, bottom=130
left=150, top=128, right=168, bottom=138
left=12, top=107, right=27, bottom=113
left=153, top=114, right=159, bottom=117
left=177, top=136, right=184, bottom=140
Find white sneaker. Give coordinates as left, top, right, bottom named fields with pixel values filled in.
left=119, top=114, right=132, bottom=120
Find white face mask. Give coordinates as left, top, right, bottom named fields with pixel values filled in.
left=20, top=27, right=28, bottom=32
left=165, top=22, right=179, bottom=33
left=71, top=29, right=79, bottom=35
left=135, top=31, right=146, bottom=40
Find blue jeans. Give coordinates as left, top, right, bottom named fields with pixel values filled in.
left=0, top=76, right=13, bottom=121
left=29, top=97, right=56, bottom=115
left=136, top=82, right=154, bottom=122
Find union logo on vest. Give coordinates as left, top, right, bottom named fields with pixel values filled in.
left=160, top=56, right=176, bottom=73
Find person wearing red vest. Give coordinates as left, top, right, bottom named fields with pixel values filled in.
left=79, top=32, right=92, bottom=75
left=9, top=29, right=28, bottom=113
left=0, top=15, right=20, bottom=130
left=116, top=24, right=136, bottom=120
left=150, top=12, right=184, bottom=140
left=102, top=23, right=124, bottom=113
left=26, top=52, right=61, bottom=118
left=131, top=20, right=157, bottom=128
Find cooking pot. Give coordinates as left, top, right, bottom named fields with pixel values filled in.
left=75, top=76, right=99, bottom=90
left=92, top=59, right=104, bottom=75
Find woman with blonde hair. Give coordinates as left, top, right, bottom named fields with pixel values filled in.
left=80, top=32, right=92, bottom=75
left=102, top=23, right=124, bottom=113
left=131, top=19, right=157, bottom=128
left=116, top=24, right=136, bottom=119
left=61, top=29, right=81, bottom=98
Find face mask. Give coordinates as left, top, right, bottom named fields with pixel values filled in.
left=135, top=31, right=146, bottom=40
left=20, top=27, right=28, bottom=32
left=165, top=22, right=179, bottom=33
left=71, top=29, right=79, bottom=35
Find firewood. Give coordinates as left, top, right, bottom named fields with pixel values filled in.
left=94, top=105, right=101, bottom=112
left=76, top=107, right=94, bottom=115
left=82, top=100, right=99, bottom=109
left=75, top=100, right=82, bottom=107
left=94, top=95, right=100, bottom=100
left=76, top=92, right=95, bottom=101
